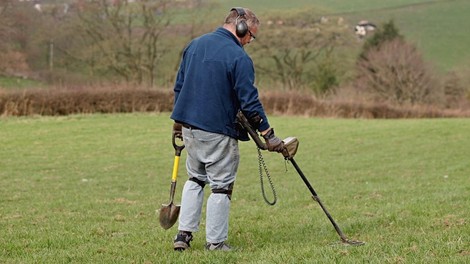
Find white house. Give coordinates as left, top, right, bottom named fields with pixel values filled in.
left=355, top=20, right=376, bottom=38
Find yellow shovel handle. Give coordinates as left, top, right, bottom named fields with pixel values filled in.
left=171, top=155, right=180, bottom=182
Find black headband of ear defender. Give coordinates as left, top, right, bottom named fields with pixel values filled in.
left=231, top=7, right=245, bottom=17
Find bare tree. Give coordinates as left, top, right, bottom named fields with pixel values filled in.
left=0, top=2, right=12, bottom=51
left=67, top=0, right=173, bottom=86
left=356, top=39, right=443, bottom=106
left=249, top=11, right=354, bottom=94
left=0, top=1, right=38, bottom=77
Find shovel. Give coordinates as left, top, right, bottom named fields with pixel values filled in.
left=159, top=132, right=185, bottom=230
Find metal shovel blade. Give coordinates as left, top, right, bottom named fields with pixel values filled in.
left=159, top=202, right=180, bottom=230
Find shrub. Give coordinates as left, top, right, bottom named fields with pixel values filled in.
left=0, top=86, right=174, bottom=116
left=443, top=71, right=468, bottom=109
left=360, top=20, right=403, bottom=59
left=355, top=39, right=443, bottom=106
left=2, top=87, right=469, bottom=118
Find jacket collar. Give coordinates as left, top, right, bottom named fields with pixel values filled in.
left=215, top=27, right=242, bottom=48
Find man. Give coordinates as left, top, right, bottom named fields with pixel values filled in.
left=170, top=7, right=284, bottom=251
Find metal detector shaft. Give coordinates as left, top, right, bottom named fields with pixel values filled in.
left=288, top=157, right=348, bottom=242
left=235, top=110, right=364, bottom=245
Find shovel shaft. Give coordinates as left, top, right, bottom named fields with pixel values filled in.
left=169, top=181, right=177, bottom=203
left=168, top=153, right=181, bottom=203
left=172, top=155, right=180, bottom=182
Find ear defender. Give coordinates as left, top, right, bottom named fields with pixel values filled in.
left=231, top=7, right=248, bottom=38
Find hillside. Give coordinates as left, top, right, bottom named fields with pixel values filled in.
left=218, top=0, right=470, bottom=71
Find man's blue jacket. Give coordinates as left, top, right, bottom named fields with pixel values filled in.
left=171, top=27, right=270, bottom=140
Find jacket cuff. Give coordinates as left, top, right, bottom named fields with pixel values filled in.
left=258, top=121, right=270, bottom=132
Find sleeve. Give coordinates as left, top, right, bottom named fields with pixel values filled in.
left=173, top=48, right=187, bottom=105
left=234, top=55, right=270, bottom=132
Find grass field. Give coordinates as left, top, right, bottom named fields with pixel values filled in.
left=1, top=113, right=469, bottom=263
left=0, top=76, right=46, bottom=90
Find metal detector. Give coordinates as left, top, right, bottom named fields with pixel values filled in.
left=236, top=111, right=365, bottom=246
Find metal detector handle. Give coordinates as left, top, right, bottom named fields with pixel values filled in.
left=236, top=111, right=267, bottom=150
left=172, top=133, right=185, bottom=156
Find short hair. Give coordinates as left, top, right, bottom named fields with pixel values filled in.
left=224, top=8, right=259, bottom=29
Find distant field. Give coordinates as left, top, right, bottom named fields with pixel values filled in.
left=1, top=114, right=469, bottom=263
left=0, top=76, right=46, bottom=89
left=217, top=0, right=470, bottom=71
left=1, top=0, right=467, bottom=89
left=218, top=0, right=432, bottom=12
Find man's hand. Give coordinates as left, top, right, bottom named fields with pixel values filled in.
left=262, top=128, right=284, bottom=152
left=173, top=122, right=183, bottom=140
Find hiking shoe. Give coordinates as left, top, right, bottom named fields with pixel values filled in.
left=173, top=231, right=193, bottom=251
left=205, top=241, right=232, bottom=251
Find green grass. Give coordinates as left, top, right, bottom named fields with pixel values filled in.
left=338, top=0, right=470, bottom=71
left=0, top=76, right=45, bottom=89
left=219, top=0, right=431, bottom=12
left=1, top=114, right=469, bottom=263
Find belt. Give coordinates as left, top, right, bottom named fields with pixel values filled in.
left=182, top=123, right=201, bottom=130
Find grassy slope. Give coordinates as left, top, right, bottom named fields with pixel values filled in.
left=1, top=114, right=469, bottom=263
left=339, top=0, right=470, bottom=71
left=218, top=0, right=470, bottom=71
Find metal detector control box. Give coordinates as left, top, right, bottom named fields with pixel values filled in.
left=282, top=137, right=299, bottom=159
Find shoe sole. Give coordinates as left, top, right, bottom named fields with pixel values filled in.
left=205, top=243, right=232, bottom=251
left=206, top=248, right=232, bottom=251
left=174, top=241, right=189, bottom=251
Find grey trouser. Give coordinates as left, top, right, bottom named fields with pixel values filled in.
left=178, top=127, right=239, bottom=244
